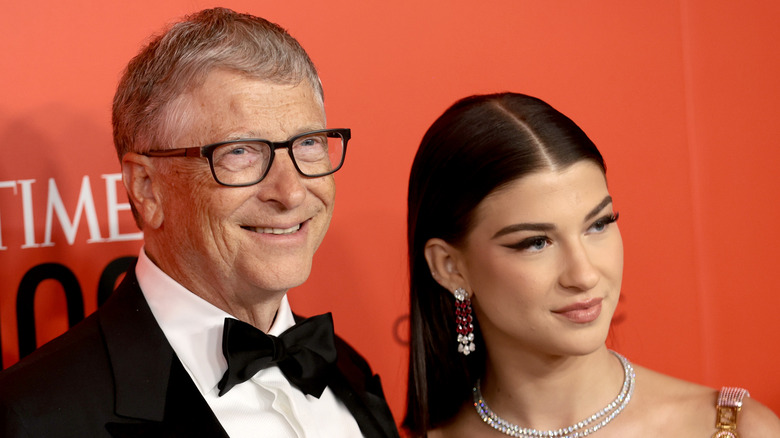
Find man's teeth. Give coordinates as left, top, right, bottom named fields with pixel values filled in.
left=250, top=224, right=301, bottom=234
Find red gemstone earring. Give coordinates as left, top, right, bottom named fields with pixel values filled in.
left=454, top=288, right=475, bottom=356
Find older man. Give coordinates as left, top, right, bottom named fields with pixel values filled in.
left=0, top=8, right=398, bottom=437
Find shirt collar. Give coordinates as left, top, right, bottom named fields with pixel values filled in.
left=135, top=249, right=295, bottom=395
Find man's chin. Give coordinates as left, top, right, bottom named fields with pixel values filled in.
left=239, top=262, right=313, bottom=294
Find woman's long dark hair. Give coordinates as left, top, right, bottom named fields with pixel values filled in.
left=404, top=93, right=606, bottom=435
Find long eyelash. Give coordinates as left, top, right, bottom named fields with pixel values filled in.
left=503, top=236, right=549, bottom=251
left=592, top=212, right=620, bottom=230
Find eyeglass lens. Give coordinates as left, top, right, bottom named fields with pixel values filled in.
left=211, top=131, right=345, bottom=186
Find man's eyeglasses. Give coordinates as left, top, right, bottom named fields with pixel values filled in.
left=144, top=128, right=350, bottom=187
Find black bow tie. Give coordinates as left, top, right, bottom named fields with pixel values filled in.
left=217, top=313, right=337, bottom=398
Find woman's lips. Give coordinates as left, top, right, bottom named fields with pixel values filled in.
left=552, top=298, right=603, bottom=324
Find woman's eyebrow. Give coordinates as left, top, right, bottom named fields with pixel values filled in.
left=491, top=195, right=613, bottom=240
left=492, top=222, right=555, bottom=239
left=584, top=196, right=613, bottom=222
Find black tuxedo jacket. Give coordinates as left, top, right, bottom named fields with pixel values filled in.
left=0, top=269, right=400, bottom=438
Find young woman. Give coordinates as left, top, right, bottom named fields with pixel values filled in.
left=404, top=93, right=780, bottom=437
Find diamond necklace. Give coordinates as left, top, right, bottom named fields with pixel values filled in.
left=472, top=350, right=636, bottom=438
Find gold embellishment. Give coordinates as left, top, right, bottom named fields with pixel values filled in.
left=711, top=387, right=749, bottom=438
left=716, top=406, right=740, bottom=429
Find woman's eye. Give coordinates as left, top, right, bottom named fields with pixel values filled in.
left=527, top=237, right=548, bottom=251
left=588, top=212, right=619, bottom=233
left=505, top=236, right=551, bottom=252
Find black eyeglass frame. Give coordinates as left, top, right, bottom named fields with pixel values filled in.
left=143, top=128, right=351, bottom=187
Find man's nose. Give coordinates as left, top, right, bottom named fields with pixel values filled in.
left=256, top=150, right=307, bottom=208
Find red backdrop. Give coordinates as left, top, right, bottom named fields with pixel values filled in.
left=2, top=0, right=779, bottom=423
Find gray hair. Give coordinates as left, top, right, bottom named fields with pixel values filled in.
left=112, top=7, right=323, bottom=159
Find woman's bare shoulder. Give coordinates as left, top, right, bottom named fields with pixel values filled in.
left=634, top=365, right=716, bottom=407
left=738, top=396, right=780, bottom=438
left=626, top=366, right=717, bottom=433
left=631, top=365, right=780, bottom=436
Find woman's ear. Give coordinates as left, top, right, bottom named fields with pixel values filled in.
left=122, top=152, right=165, bottom=229
left=424, top=237, right=467, bottom=293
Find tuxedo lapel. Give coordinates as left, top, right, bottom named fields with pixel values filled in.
left=330, top=338, right=401, bottom=438
left=99, top=273, right=171, bottom=422
left=104, top=360, right=229, bottom=438
left=163, top=359, right=230, bottom=436
left=99, top=270, right=228, bottom=437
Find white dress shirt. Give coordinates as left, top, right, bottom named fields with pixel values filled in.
left=136, top=250, right=363, bottom=438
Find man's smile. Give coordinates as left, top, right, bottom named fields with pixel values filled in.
left=241, top=223, right=302, bottom=235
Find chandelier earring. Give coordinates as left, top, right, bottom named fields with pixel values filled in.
left=454, top=288, right=475, bottom=356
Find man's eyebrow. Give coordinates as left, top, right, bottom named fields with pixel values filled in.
left=491, top=195, right=613, bottom=239
left=223, top=126, right=326, bottom=141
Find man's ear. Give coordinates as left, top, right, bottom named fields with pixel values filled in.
left=424, top=238, right=468, bottom=294
left=122, top=152, right=164, bottom=229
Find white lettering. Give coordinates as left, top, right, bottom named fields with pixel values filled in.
left=43, top=176, right=104, bottom=246
left=1, top=175, right=144, bottom=249
left=18, top=179, right=40, bottom=248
